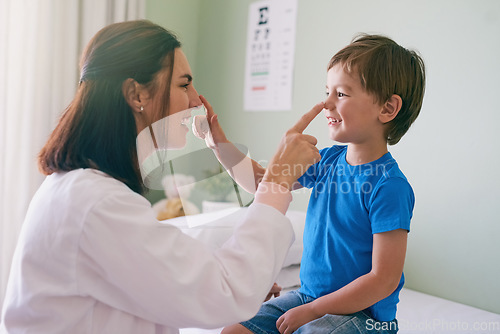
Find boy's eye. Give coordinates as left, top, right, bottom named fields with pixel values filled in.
left=326, top=90, right=347, bottom=98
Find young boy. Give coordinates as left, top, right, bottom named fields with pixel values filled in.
left=223, top=34, right=425, bottom=333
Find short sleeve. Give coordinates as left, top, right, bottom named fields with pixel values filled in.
left=297, top=162, right=318, bottom=188
left=368, top=177, right=414, bottom=234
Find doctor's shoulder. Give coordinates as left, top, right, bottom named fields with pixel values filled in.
left=46, top=168, right=148, bottom=209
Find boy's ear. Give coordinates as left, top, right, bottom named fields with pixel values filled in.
left=379, top=94, right=402, bottom=124
left=122, top=78, right=149, bottom=113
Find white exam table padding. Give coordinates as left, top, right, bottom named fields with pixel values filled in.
left=180, top=288, right=500, bottom=333
left=397, top=288, right=500, bottom=333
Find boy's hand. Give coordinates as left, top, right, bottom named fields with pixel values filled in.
left=197, top=95, right=229, bottom=148
left=276, top=303, right=321, bottom=334
left=262, top=102, right=324, bottom=190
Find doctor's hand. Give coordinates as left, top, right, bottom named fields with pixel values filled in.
left=262, top=102, right=324, bottom=190
left=264, top=283, right=282, bottom=302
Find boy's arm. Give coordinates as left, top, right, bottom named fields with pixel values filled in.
left=195, top=95, right=264, bottom=193
left=276, top=229, right=408, bottom=334
left=211, top=139, right=305, bottom=194
left=198, top=95, right=306, bottom=193
left=213, top=142, right=265, bottom=194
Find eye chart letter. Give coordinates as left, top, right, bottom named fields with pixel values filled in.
left=243, top=0, right=298, bottom=111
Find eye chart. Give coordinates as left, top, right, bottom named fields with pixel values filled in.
left=243, top=0, right=298, bottom=111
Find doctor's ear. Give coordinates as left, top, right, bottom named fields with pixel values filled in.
left=122, top=78, right=150, bottom=112
left=379, top=94, right=402, bottom=124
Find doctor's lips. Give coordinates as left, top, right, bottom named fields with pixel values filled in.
left=180, top=111, right=192, bottom=126
left=180, top=116, right=191, bottom=126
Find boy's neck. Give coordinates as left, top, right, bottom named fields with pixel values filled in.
left=345, top=142, right=389, bottom=166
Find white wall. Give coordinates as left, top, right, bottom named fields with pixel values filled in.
left=147, top=0, right=500, bottom=313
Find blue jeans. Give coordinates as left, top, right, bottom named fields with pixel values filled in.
left=241, top=290, right=398, bottom=333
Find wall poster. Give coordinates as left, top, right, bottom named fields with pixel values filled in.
left=243, top=0, right=298, bottom=111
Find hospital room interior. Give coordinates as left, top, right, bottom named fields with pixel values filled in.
left=1, top=0, right=499, bottom=333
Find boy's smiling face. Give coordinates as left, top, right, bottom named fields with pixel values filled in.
left=324, top=64, right=386, bottom=145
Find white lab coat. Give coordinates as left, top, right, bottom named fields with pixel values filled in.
left=0, top=169, right=294, bottom=333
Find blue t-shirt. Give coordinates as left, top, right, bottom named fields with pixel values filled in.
left=298, top=145, right=414, bottom=321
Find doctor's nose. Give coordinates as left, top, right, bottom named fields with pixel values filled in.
left=188, top=86, right=202, bottom=108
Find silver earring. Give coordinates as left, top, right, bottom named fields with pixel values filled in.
left=140, top=106, right=144, bottom=111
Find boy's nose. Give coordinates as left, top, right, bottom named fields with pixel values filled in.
left=323, top=96, right=336, bottom=111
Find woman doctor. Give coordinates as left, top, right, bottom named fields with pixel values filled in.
left=0, top=20, right=323, bottom=333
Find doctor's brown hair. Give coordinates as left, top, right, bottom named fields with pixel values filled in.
left=328, top=34, right=426, bottom=145
left=38, top=20, right=181, bottom=193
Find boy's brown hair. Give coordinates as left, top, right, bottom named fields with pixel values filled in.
left=328, top=34, right=426, bottom=145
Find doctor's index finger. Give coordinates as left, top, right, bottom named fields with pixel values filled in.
left=290, top=102, right=325, bottom=134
